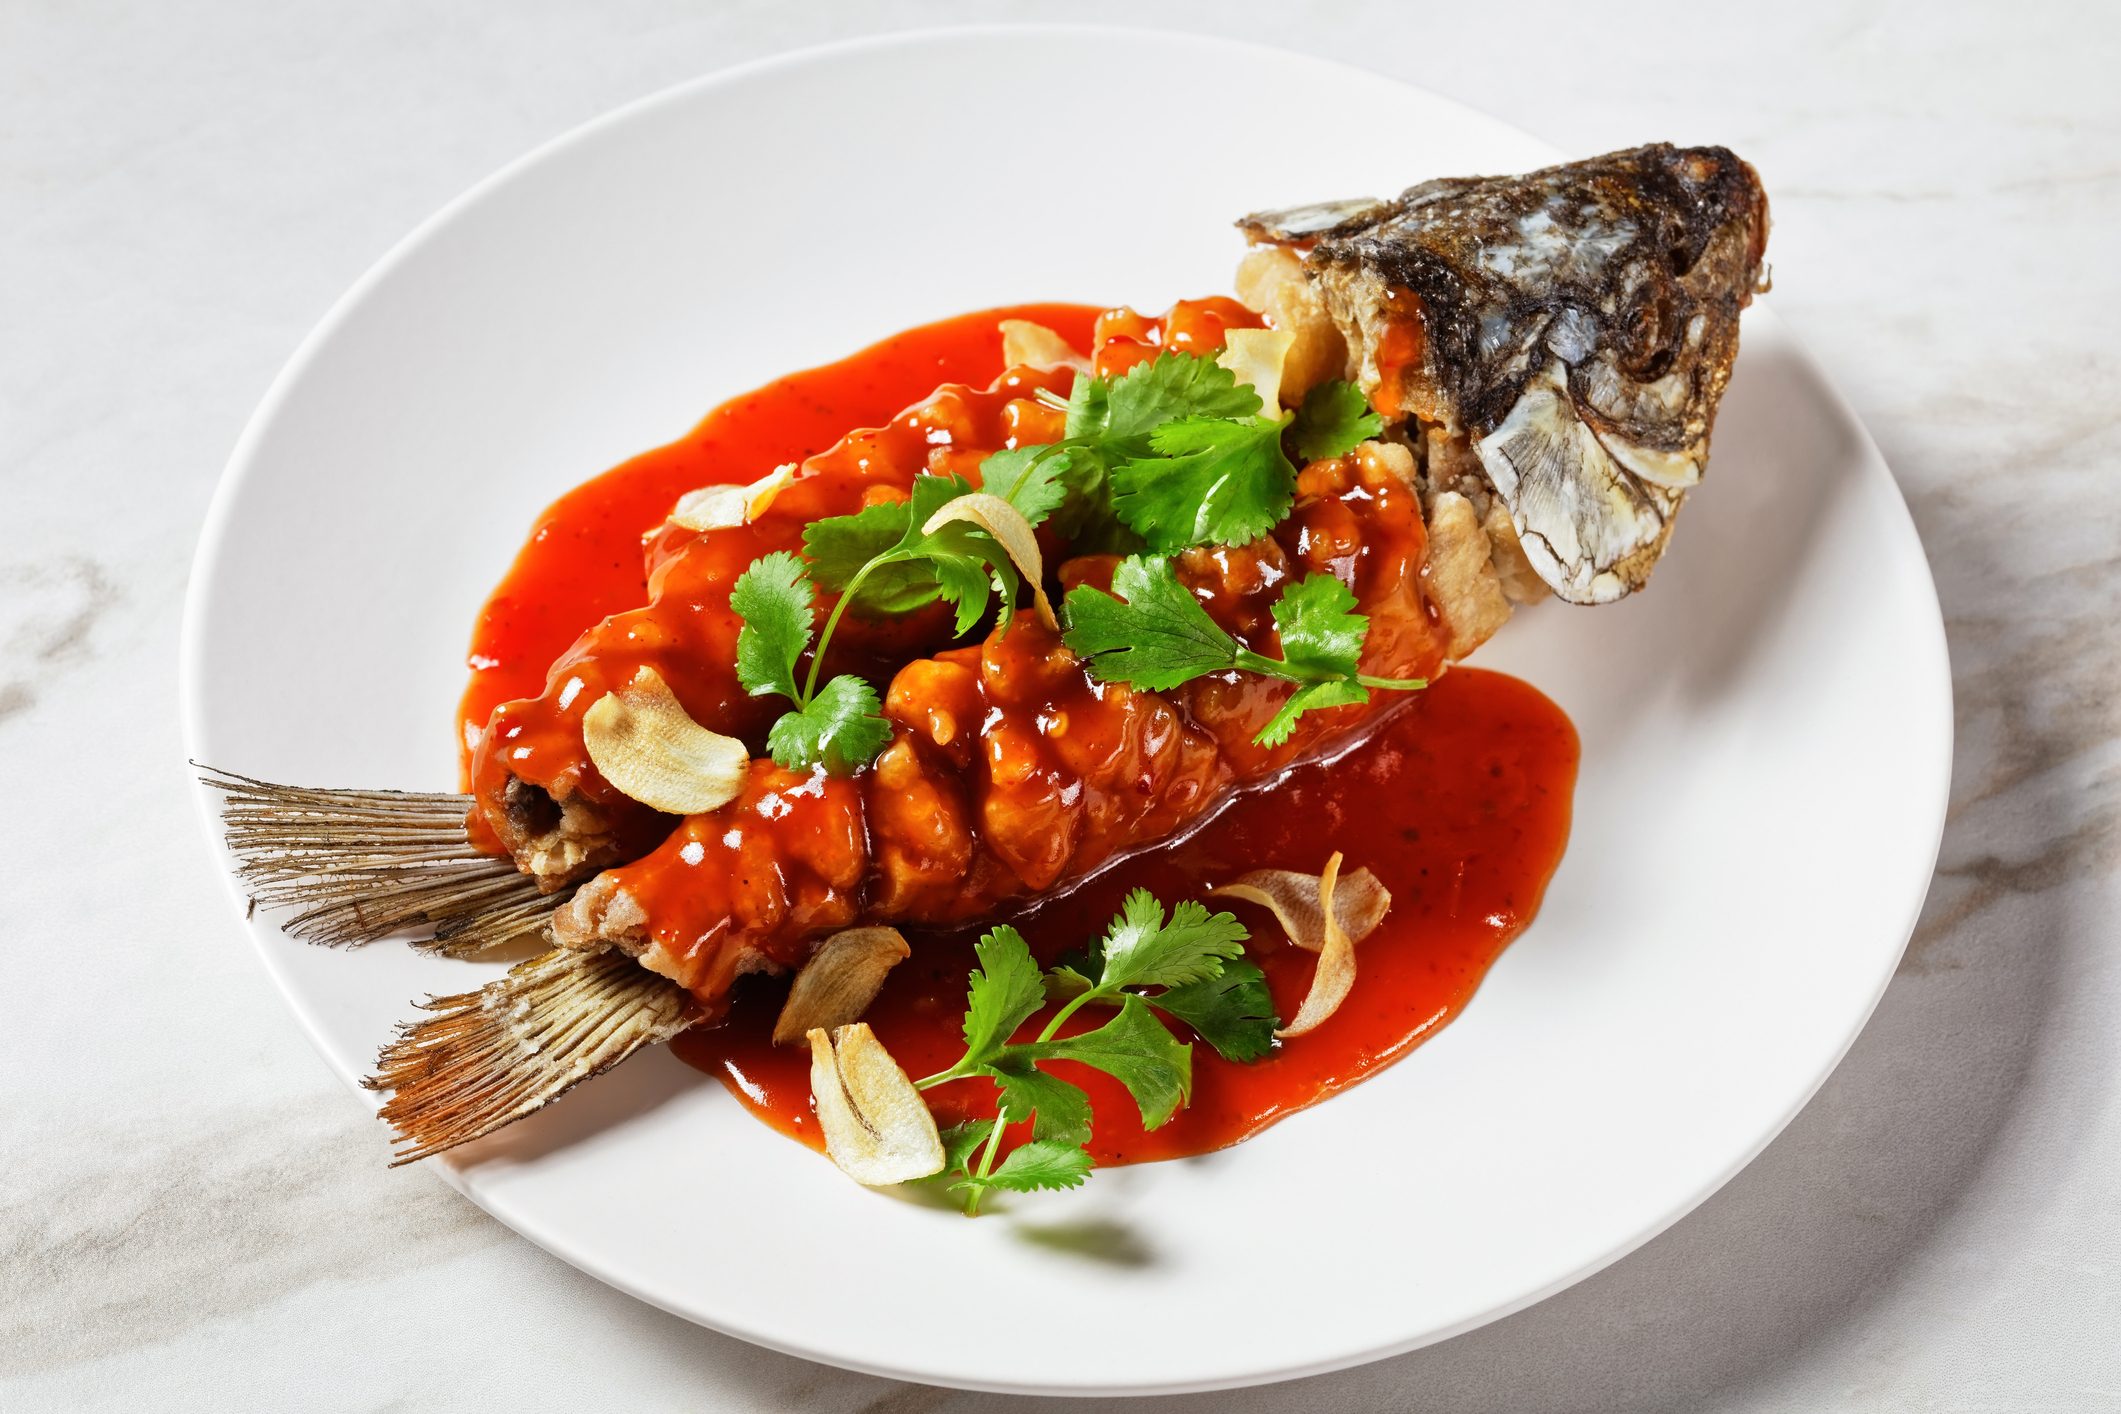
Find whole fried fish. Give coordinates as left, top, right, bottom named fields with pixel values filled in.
left=1240, top=143, right=1769, bottom=604
left=212, top=146, right=1776, bottom=1165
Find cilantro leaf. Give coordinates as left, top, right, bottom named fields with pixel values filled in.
left=801, top=500, right=930, bottom=610
left=1044, top=962, right=1096, bottom=1003
left=951, top=1139, right=1092, bottom=1197
left=1032, top=354, right=1268, bottom=552
left=802, top=474, right=983, bottom=617
left=1011, top=996, right=1192, bottom=1130
left=1042, top=892, right=1262, bottom=1061
left=1149, top=959, right=1279, bottom=1063
left=990, top=1060, right=1094, bottom=1146
left=1062, top=370, right=1110, bottom=441
left=1255, top=677, right=1370, bottom=748
left=1110, top=416, right=1296, bottom=553
left=1101, top=352, right=1261, bottom=440
left=938, top=1119, right=998, bottom=1177
left=1269, top=572, right=1366, bottom=681
left=919, top=518, right=1006, bottom=635
left=974, top=445, right=1068, bottom=526
left=904, top=471, right=976, bottom=524
left=764, top=673, right=892, bottom=774
left=804, top=472, right=1044, bottom=638
left=1289, top=379, right=1384, bottom=460
left=1062, top=555, right=1240, bottom=691
left=1093, top=888, right=1249, bottom=992
left=1066, top=559, right=1425, bottom=747
left=729, top=551, right=814, bottom=703
left=731, top=550, right=894, bottom=773
left=984, top=354, right=1274, bottom=554
left=959, top=926, right=1045, bottom=1067
left=1048, top=449, right=1143, bottom=553
left=1046, top=928, right=1277, bottom=1064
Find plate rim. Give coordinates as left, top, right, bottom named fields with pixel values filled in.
left=178, top=22, right=1955, bottom=1396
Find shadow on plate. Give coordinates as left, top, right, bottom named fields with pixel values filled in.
left=1492, top=342, right=1862, bottom=734
left=445, top=1048, right=709, bottom=1171
left=1012, top=1219, right=1158, bottom=1270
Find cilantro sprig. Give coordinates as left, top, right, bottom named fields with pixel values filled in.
left=730, top=552, right=894, bottom=773
left=1111, top=414, right=1295, bottom=553
left=1288, top=377, right=1385, bottom=460
left=1046, top=890, right=1278, bottom=1063
left=1011, top=352, right=1387, bottom=553
left=804, top=473, right=1031, bottom=636
left=1008, top=351, right=1296, bottom=553
left=735, top=470, right=1052, bottom=774
left=1061, top=556, right=1427, bottom=746
left=914, top=890, right=1276, bottom=1214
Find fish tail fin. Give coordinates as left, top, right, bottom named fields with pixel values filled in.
left=368, top=947, right=692, bottom=1164
left=196, top=763, right=563, bottom=951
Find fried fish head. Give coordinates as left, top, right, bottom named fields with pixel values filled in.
left=1241, top=143, right=1769, bottom=604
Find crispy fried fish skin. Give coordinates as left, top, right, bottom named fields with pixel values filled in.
left=553, top=443, right=1475, bottom=1007
left=468, top=363, right=1079, bottom=892
left=1241, top=144, right=1769, bottom=605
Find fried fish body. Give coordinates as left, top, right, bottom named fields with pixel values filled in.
left=549, top=441, right=1459, bottom=1006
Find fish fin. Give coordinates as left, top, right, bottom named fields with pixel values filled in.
left=368, top=946, right=692, bottom=1165
left=197, top=763, right=565, bottom=951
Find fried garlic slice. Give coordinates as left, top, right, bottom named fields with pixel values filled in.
left=1211, top=859, right=1391, bottom=954
left=808, top=1023, right=945, bottom=1185
left=1213, top=852, right=1390, bottom=1038
left=581, top=666, right=749, bottom=815
left=668, top=483, right=748, bottom=533
left=667, top=463, right=799, bottom=531
left=1217, top=326, right=1297, bottom=416
left=998, top=319, right=1088, bottom=371
left=773, top=926, right=911, bottom=1046
left=744, top=463, right=798, bottom=519
left=921, top=492, right=1057, bottom=629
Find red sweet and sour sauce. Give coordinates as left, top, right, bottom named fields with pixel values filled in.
left=457, top=303, right=1104, bottom=751
left=460, top=303, right=1579, bottom=1167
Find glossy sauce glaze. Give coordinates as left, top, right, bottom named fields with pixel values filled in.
left=595, top=437, right=1447, bottom=1003
left=461, top=301, right=1579, bottom=1164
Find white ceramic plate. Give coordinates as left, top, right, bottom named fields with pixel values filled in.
left=181, top=26, right=1951, bottom=1396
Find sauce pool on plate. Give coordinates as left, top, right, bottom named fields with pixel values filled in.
left=459, top=303, right=1579, bottom=1165
left=678, top=670, right=1576, bottom=1163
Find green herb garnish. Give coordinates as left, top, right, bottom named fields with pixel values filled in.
left=915, top=890, right=1275, bottom=1214
left=1109, top=414, right=1296, bottom=553
left=1288, top=377, right=1385, bottom=460
left=729, top=551, right=893, bottom=774
left=804, top=473, right=1014, bottom=634
left=1014, top=351, right=1309, bottom=552
left=1060, top=556, right=1426, bottom=746
left=738, top=467, right=1055, bottom=772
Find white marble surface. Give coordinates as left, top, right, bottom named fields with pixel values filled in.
left=4, top=2, right=2116, bottom=1408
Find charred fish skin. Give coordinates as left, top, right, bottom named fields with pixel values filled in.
left=1241, top=144, right=1770, bottom=605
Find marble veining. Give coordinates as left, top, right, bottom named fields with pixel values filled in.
left=0, top=557, right=118, bottom=722
left=1, top=1098, right=505, bottom=1376
left=4, top=2, right=2117, bottom=1411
